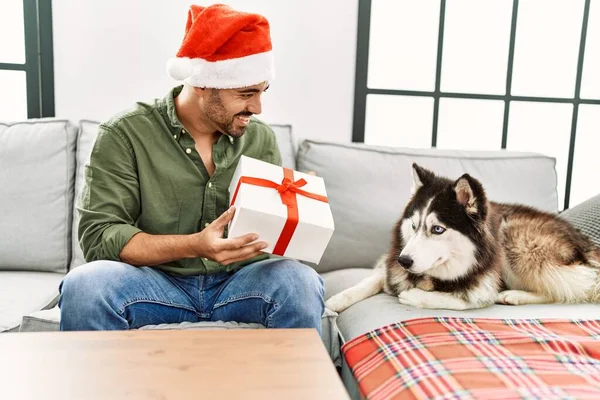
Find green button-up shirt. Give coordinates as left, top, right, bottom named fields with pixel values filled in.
left=77, top=85, right=282, bottom=276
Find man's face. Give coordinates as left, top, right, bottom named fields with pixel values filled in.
left=201, top=82, right=269, bottom=138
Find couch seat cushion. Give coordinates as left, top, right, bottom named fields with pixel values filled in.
left=328, top=268, right=600, bottom=399
left=19, top=307, right=265, bottom=333
left=322, top=268, right=373, bottom=300
left=0, top=271, right=64, bottom=332
left=336, top=293, right=600, bottom=345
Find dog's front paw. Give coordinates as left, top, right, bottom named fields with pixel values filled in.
left=398, top=288, right=430, bottom=308
left=325, top=293, right=348, bottom=313
left=496, top=290, right=546, bottom=306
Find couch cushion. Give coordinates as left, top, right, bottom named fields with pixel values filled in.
left=140, top=320, right=264, bottom=330
left=297, top=140, right=559, bottom=273
left=328, top=268, right=600, bottom=344
left=335, top=290, right=600, bottom=400
left=322, top=268, right=373, bottom=301
left=70, top=121, right=297, bottom=270
left=560, top=192, right=600, bottom=247
left=19, top=307, right=264, bottom=333
left=336, top=293, right=600, bottom=345
left=0, top=271, right=64, bottom=332
left=0, top=119, right=77, bottom=273
left=269, top=124, right=296, bottom=170
left=19, top=306, right=61, bottom=332
left=323, top=268, right=600, bottom=399
left=70, top=120, right=102, bottom=270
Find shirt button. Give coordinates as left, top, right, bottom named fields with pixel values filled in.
left=204, top=223, right=209, bottom=228
left=202, top=257, right=208, bottom=261
left=181, top=129, right=186, bottom=134
left=208, top=182, right=212, bottom=188
left=186, top=148, right=192, bottom=154
left=173, top=135, right=177, bottom=139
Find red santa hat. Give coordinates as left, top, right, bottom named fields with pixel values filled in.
left=167, top=4, right=275, bottom=89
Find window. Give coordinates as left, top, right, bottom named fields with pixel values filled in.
left=353, top=0, right=600, bottom=210
left=0, top=0, right=55, bottom=120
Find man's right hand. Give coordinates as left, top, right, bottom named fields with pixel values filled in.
left=187, top=206, right=268, bottom=265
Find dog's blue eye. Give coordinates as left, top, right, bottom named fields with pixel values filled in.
left=432, top=225, right=446, bottom=234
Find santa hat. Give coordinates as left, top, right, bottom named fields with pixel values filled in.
left=167, top=4, right=275, bottom=89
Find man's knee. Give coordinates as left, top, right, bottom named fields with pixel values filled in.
left=59, top=260, right=132, bottom=310
left=270, top=260, right=323, bottom=297
left=59, top=261, right=139, bottom=330
left=272, top=261, right=324, bottom=333
left=267, top=260, right=325, bottom=318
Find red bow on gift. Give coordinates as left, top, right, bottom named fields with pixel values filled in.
left=230, top=168, right=329, bottom=256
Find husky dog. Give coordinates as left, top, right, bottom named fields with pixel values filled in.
left=325, top=164, right=600, bottom=312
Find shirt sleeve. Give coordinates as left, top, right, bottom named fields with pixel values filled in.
left=77, top=125, right=143, bottom=262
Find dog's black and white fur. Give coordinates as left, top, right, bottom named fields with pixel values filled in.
left=326, top=164, right=600, bottom=312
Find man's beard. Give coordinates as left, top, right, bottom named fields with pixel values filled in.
left=206, top=91, right=251, bottom=138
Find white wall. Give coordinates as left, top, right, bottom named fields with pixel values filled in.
left=52, top=0, right=358, bottom=143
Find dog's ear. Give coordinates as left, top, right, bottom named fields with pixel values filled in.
left=411, top=163, right=435, bottom=194
left=453, top=173, right=487, bottom=218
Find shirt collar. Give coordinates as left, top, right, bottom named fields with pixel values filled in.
left=165, top=85, right=184, bottom=129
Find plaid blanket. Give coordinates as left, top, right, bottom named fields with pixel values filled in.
left=342, top=318, right=600, bottom=400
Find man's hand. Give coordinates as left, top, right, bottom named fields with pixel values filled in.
left=187, top=206, right=268, bottom=265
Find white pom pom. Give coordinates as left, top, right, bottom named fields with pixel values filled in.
left=167, top=57, right=193, bottom=81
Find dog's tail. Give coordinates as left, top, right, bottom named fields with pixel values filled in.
left=324, top=256, right=386, bottom=313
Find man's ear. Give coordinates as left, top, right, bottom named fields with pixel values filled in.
left=191, top=86, right=207, bottom=95
left=411, top=163, right=435, bottom=194
left=190, top=86, right=204, bottom=98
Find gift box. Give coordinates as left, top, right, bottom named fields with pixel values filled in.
left=228, top=155, right=335, bottom=264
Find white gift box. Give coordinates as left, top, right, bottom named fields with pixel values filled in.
left=227, top=155, right=335, bottom=264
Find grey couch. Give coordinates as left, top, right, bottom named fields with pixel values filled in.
left=2, top=118, right=599, bottom=398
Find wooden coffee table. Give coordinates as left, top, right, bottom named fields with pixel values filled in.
left=1, top=328, right=349, bottom=399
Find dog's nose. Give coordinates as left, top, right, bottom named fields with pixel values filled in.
left=398, top=255, right=414, bottom=269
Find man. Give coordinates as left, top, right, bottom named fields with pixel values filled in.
left=59, top=4, right=324, bottom=332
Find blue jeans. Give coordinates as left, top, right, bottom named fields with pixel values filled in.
left=58, top=258, right=324, bottom=334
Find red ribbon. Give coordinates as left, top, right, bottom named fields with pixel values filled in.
left=230, top=168, right=329, bottom=256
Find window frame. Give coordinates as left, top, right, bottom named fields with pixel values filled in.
left=352, top=0, right=599, bottom=209
left=0, top=0, right=55, bottom=119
